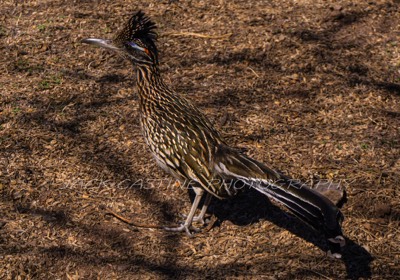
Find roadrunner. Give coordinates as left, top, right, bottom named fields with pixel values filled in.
left=82, top=11, right=345, bottom=257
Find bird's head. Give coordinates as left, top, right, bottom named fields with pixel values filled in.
left=82, top=11, right=158, bottom=66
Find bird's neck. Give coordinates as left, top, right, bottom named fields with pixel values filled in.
left=135, top=64, right=172, bottom=103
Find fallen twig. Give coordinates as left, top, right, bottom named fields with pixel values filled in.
left=105, top=208, right=164, bottom=229
left=165, top=32, right=232, bottom=40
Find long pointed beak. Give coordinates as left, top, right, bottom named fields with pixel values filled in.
left=81, top=38, right=120, bottom=51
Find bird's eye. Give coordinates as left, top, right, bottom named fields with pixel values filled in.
left=126, top=41, right=150, bottom=56
left=127, top=41, right=138, bottom=48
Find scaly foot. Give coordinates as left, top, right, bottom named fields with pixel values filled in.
left=179, top=213, right=211, bottom=225
left=163, top=223, right=201, bottom=237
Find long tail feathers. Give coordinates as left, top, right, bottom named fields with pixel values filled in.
left=214, top=145, right=345, bottom=257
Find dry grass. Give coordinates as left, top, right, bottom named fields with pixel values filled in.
left=1, top=0, right=399, bottom=279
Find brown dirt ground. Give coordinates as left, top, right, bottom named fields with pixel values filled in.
left=1, top=0, right=399, bottom=279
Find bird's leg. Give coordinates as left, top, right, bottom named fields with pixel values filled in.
left=191, top=193, right=212, bottom=224
left=164, top=187, right=204, bottom=236
left=176, top=180, right=212, bottom=224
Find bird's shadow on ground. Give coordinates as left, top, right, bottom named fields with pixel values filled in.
left=188, top=188, right=373, bottom=280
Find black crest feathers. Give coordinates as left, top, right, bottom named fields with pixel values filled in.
left=114, top=11, right=157, bottom=44
left=114, top=11, right=158, bottom=63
